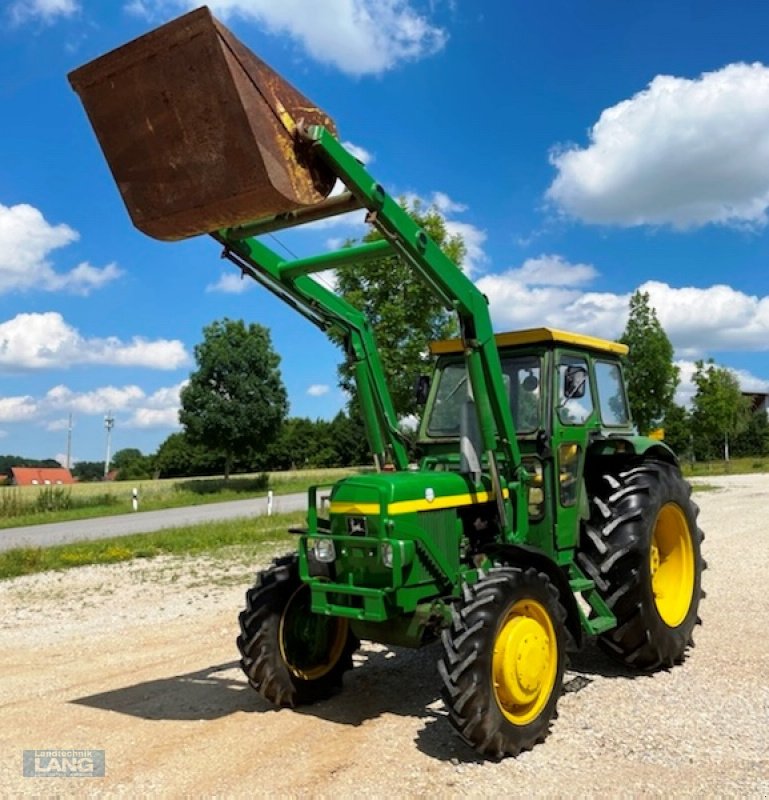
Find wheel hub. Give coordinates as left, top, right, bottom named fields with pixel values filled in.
left=495, top=616, right=549, bottom=705
left=492, top=599, right=557, bottom=724
left=650, top=502, right=695, bottom=627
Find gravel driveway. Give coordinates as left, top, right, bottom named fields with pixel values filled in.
left=0, top=473, right=767, bottom=796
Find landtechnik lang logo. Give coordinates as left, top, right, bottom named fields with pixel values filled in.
left=23, top=750, right=105, bottom=778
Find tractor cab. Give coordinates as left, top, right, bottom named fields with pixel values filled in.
left=418, top=327, right=634, bottom=560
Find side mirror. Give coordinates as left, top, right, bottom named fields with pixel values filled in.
left=415, top=374, right=431, bottom=406
left=564, top=366, right=587, bottom=399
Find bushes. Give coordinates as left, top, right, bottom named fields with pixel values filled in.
left=174, top=475, right=269, bottom=495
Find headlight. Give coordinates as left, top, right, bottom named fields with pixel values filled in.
left=313, top=538, right=336, bottom=563
left=381, top=542, right=394, bottom=568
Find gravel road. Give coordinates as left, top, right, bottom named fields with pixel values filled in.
left=0, top=492, right=307, bottom=552
left=1, top=473, right=767, bottom=796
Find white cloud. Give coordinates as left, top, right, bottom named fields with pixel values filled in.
left=477, top=256, right=769, bottom=365
left=8, top=0, right=78, bottom=24
left=126, top=406, right=181, bottom=428
left=402, top=191, right=487, bottom=276
left=0, top=312, right=189, bottom=370
left=641, top=281, right=769, bottom=356
left=0, top=204, right=122, bottom=295
left=125, top=382, right=185, bottom=428
left=674, top=360, right=769, bottom=408
left=548, top=63, right=769, bottom=229
left=502, top=254, right=598, bottom=287
left=444, top=219, right=487, bottom=278
left=206, top=271, right=253, bottom=294
left=307, top=384, right=330, bottom=397
left=342, top=141, right=374, bottom=164
left=127, top=0, right=447, bottom=75
left=477, top=255, right=618, bottom=333
left=431, top=191, right=467, bottom=215
left=0, top=395, right=37, bottom=422
left=46, top=384, right=146, bottom=414
left=42, top=381, right=185, bottom=428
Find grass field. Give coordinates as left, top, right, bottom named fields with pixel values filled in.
left=681, top=456, right=769, bottom=477
left=0, top=510, right=304, bottom=580
left=0, top=467, right=364, bottom=528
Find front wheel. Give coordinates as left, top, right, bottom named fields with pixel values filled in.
left=237, top=553, right=358, bottom=706
left=438, top=567, right=567, bottom=759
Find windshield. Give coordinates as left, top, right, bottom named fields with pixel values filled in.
left=425, top=355, right=542, bottom=437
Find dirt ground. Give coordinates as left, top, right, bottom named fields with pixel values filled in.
left=1, top=474, right=768, bottom=797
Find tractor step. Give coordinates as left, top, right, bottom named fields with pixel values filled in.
left=568, top=566, right=617, bottom=637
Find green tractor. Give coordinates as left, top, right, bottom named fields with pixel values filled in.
left=69, top=7, right=704, bottom=758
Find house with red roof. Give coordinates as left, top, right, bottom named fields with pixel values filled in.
left=8, top=467, right=75, bottom=486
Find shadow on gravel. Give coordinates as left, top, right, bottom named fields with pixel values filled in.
left=566, top=644, right=642, bottom=682
left=71, top=642, right=645, bottom=762
left=72, top=660, right=271, bottom=721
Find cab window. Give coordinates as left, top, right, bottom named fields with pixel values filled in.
left=557, top=355, right=593, bottom=425
left=595, top=361, right=630, bottom=426
left=425, top=356, right=542, bottom=437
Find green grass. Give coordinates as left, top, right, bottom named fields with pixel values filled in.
left=0, top=467, right=365, bottom=529
left=681, top=456, right=769, bottom=477
left=0, top=510, right=305, bottom=580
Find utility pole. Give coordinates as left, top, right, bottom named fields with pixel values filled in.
left=104, top=411, right=115, bottom=479
left=66, top=413, right=73, bottom=469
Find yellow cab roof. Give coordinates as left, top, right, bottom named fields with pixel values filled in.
left=429, top=327, right=628, bottom=357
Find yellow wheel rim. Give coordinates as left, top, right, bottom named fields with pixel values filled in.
left=492, top=598, right=558, bottom=726
left=279, top=585, right=349, bottom=680
left=650, top=503, right=695, bottom=627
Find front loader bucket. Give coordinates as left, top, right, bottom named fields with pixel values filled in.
left=68, top=6, right=337, bottom=241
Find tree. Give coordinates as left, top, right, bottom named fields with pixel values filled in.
left=661, top=403, right=692, bottom=460
left=732, top=408, right=769, bottom=458
left=335, top=198, right=464, bottom=420
left=111, top=448, right=153, bottom=480
left=690, top=360, right=750, bottom=461
left=179, top=319, right=288, bottom=478
left=619, top=291, right=679, bottom=435
left=154, top=432, right=225, bottom=478
left=71, top=460, right=105, bottom=482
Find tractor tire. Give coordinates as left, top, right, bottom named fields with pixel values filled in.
left=438, top=567, right=567, bottom=759
left=237, top=553, right=358, bottom=707
left=577, top=460, right=704, bottom=670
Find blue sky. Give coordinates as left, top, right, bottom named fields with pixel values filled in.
left=4, top=0, right=769, bottom=464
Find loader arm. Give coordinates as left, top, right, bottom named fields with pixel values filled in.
left=212, top=229, right=409, bottom=471
left=217, top=126, right=527, bottom=533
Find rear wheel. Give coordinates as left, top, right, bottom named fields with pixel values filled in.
left=237, top=553, right=358, bottom=706
left=578, top=460, right=704, bottom=669
left=438, top=567, right=567, bottom=758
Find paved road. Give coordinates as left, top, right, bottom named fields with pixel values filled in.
left=0, top=492, right=307, bottom=552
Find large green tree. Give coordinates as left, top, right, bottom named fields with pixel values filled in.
left=335, top=198, right=464, bottom=419
left=179, top=319, right=288, bottom=478
left=690, top=359, right=750, bottom=461
left=619, top=290, right=679, bottom=435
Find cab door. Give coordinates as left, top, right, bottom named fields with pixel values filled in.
left=551, top=350, right=598, bottom=552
